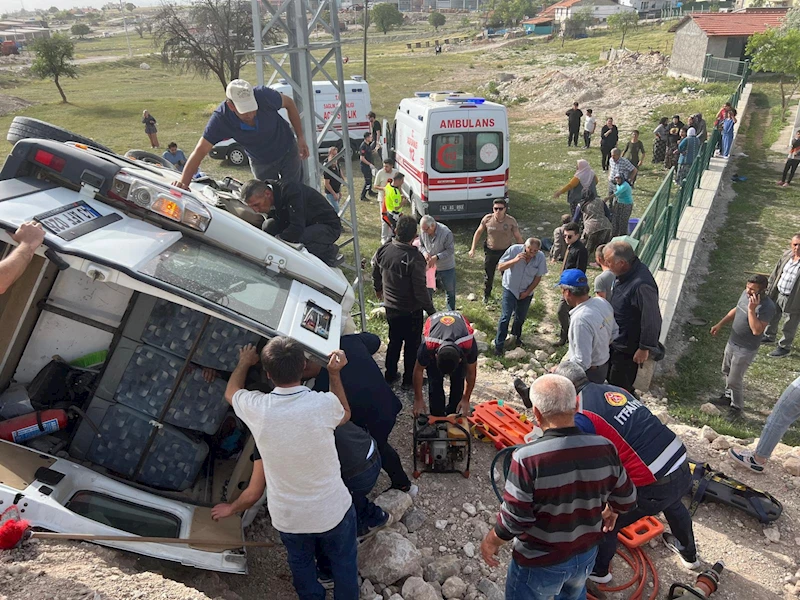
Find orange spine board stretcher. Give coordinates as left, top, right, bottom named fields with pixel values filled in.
left=617, top=516, right=664, bottom=549
left=467, top=400, right=533, bottom=449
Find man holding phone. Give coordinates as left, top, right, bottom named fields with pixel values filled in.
left=709, top=274, right=776, bottom=422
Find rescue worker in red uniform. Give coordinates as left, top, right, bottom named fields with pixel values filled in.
left=412, top=311, right=478, bottom=417
left=515, top=361, right=699, bottom=582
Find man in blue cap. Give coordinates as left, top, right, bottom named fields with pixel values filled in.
left=558, top=268, right=617, bottom=383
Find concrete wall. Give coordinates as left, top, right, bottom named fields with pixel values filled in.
left=668, top=19, right=709, bottom=80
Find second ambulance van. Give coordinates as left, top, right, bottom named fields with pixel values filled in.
left=384, top=92, right=510, bottom=220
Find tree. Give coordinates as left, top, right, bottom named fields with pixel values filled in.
left=746, top=27, right=800, bottom=121
left=607, top=10, right=638, bottom=48
left=48, top=6, right=58, bottom=13
left=70, top=23, right=91, bottom=38
left=125, top=2, right=136, bottom=11
left=486, top=0, right=538, bottom=28
left=782, top=6, right=800, bottom=31
left=30, top=34, right=77, bottom=103
left=429, top=11, right=446, bottom=31
left=154, top=0, right=276, bottom=91
left=134, top=21, right=146, bottom=37
left=563, top=7, right=593, bottom=39
left=371, top=3, right=403, bottom=34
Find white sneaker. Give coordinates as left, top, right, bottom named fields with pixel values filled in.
left=588, top=572, right=612, bottom=584
left=406, top=484, right=419, bottom=499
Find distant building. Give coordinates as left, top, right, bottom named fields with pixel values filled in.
left=538, top=0, right=637, bottom=27
left=668, top=9, right=788, bottom=80
left=736, top=0, right=792, bottom=9
left=0, top=19, right=51, bottom=43
left=617, top=0, right=675, bottom=18
left=522, top=15, right=555, bottom=34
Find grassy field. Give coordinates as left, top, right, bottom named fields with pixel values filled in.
left=7, top=22, right=787, bottom=430
left=664, top=82, right=800, bottom=443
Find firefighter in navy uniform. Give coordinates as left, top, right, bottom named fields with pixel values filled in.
left=412, top=311, right=478, bottom=418
left=515, top=361, right=700, bottom=582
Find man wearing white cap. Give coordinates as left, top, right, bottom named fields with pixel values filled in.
left=175, top=79, right=309, bottom=189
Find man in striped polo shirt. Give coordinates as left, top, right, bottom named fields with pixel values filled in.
left=481, top=375, right=636, bottom=600
left=553, top=361, right=699, bottom=582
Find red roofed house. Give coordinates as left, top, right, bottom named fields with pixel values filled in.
left=668, top=8, right=788, bottom=80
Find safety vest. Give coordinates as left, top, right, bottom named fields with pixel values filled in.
left=423, top=311, right=474, bottom=353
left=577, top=382, right=686, bottom=487
left=384, top=184, right=403, bottom=214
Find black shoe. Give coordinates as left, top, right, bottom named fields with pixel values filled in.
left=663, top=533, right=700, bottom=570
left=513, top=377, right=532, bottom=409
left=360, top=197, right=371, bottom=202
left=401, top=377, right=413, bottom=390
left=385, top=372, right=400, bottom=384
left=709, top=392, right=732, bottom=408
left=769, top=347, right=790, bottom=358
left=760, top=335, right=775, bottom=345
left=726, top=406, right=743, bottom=422
left=553, top=338, right=567, bottom=347
left=515, top=336, right=526, bottom=348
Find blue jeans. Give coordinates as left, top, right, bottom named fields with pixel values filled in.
left=344, top=453, right=384, bottom=536
left=437, top=268, right=457, bottom=311
left=506, top=546, right=598, bottom=600
left=495, top=288, right=533, bottom=352
left=325, top=193, right=340, bottom=212
left=593, top=462, right=695, bottom=576
left=756, top=376, right=800, bottom=459
left=279, top=504, right=358, bottom=600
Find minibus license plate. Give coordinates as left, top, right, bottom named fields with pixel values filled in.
left=442, top=204, right=465, bottom=213
left=35, top=201, right=120, bottom=241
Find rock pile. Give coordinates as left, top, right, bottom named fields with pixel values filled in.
left=358, top=490, right=506, bottom=600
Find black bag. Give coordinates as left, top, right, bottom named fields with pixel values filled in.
left=27, top=356, right=99, bottom=411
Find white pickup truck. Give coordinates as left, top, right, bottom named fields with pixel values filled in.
left=0, top=132, right=354, bottom=574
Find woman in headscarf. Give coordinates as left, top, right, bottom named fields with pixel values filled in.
left=553, top=159, right=598, bottom=214
left=574, top=187, right=611, bottom=258
left=652, top=117, right=669, bottom=165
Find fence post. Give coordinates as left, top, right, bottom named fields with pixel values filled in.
left=661, top=204, right=672, bottom=269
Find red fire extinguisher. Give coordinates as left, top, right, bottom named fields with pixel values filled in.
left=0, top=410, right=69, bottom=443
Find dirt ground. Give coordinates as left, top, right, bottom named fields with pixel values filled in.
left=0, top=95, right=33, bottom=118
left=2, top=353, right=797, bottom=600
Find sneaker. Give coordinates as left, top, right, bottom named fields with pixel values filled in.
left=358, top=511, right=393, bottom=541
left=553, top=338, right=567, bottom=348
left=769, top=347, right=790, bottom=358
left=317, top=576, right=334, bottom=590
left=760, top=335, right=775, bottom=345
left=401, top=377, right=413, bottom=391
left=385, top=372, right=400, bottom=384
left=515, top=336, right=526, bottom=349
left=663, top=533, right=700, bottom=570
left=513, top=378, right=532, bottom=409
left=729, top=448, right=765, bottom=473
left=709, top=391, right=732, bottom=408
left=726, top=406, right=743, bottom=422
left=588, top=572, right=612, bottom=584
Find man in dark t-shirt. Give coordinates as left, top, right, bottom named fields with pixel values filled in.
left=566, top=102, right=583, bottom=147
left=174, top=79, right=308, bottom=190
left=710, top=274, right=776, bottom=421
left=359, top=132, right=377, bottom=201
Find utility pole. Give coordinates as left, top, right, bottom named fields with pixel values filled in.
left=362, top=0, right=368, bottom=80
left=119, top=0, right=132, bottom=58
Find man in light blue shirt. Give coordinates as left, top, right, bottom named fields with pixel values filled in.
left=162, top=142, right=187, bottom=170
left=494, top=238, right=548, bottom=354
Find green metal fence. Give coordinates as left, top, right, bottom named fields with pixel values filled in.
left=628, top=67, right=749, bottom=273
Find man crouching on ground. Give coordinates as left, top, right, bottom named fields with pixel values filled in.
left=480, top=374, right=637, bottom=600
left=224, top=337, right=358, bottom=599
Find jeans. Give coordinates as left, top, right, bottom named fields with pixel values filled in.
left=568, top=129, right=580, bottom=147
left=427, top=360, right=465, bottom=416
left=385, top=309, right=424, bottom=383
left=721, top=340, right=759, bottom=410
left=506, top=546, right=598, bottom=600
left=264, top=219, right=342, bottom=266
left=279, top=504, right=358, bottom=600
left=325, top=193, right=339, bottom=212
left=608, top=348, right=639, bottom=393
left=594, top=463, right=696, bottom=576
left=756, top=376, right=800, bottom=459
left=249, top=140, right=303, bottom=183
left=765, top=292, right=800, bottom=350
left=782, top=158, right=800, bottom=184
left=583, top=131, right=592, bottom=148
left=360, top=165, right=373, bottom=199
left=343, top=453, right=384, bottom=536
left=721, top=132, right=733, bottom=157
left=437, top=267, right=457, bottom=311
left=484, top=247, right=507, bottom=299
left=495, top=288, right=533, bottom=352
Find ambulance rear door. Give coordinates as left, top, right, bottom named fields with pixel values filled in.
left=465, top=107, right=507, bottom=204
left=427, top=109, right=475, bottom=218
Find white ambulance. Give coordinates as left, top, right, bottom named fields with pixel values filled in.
left=384, top=93, right=509, bottom=220
left=271, top=76, right=372, bottom=152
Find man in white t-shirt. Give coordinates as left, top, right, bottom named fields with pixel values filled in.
left=374, top=158, right=400, bottom=243
left=224, top=337, right=357, bottom=599
left=583, top=109, right=597, bottom=149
